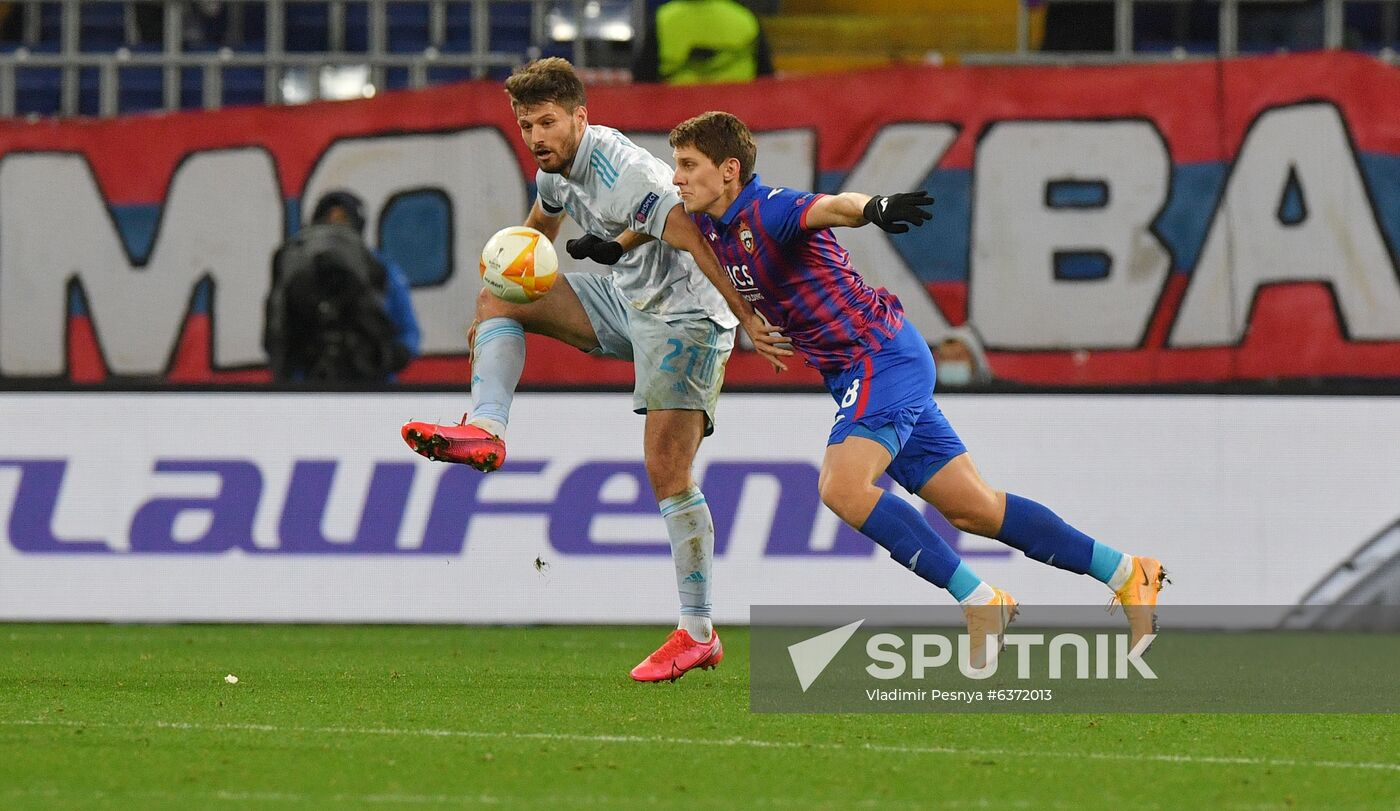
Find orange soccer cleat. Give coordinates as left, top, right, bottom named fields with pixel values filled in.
left=629, top=629, right=724, bottom=683
left=401, top=416, right=506, bottom=472
left=962, top=588, right=1018, bottom=670
left=1111, top=556, right=1169, bottom=652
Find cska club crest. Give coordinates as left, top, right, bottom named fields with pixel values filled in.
left=739, top=222, right=755, bottom=253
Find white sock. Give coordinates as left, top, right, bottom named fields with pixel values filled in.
left=959, top=581, right=998, bottom=606
left=679, top=615, right=714, bottom=642
left=1107, top=554, right=1136, bottom=591
left=660, top=485, right=714, bottom=643
left=466, top=416, right=507, bottom=439
left=468, top=317, right=525, bottom=440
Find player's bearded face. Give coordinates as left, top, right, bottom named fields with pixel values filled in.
left=516, top=102, right=584, bottom=175
left=671, top=146, right=727, bottom=217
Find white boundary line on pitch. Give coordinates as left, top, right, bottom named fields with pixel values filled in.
left=0, top=786, right=1041, bottom=809
left=5, top=718, right=1399, bottom=774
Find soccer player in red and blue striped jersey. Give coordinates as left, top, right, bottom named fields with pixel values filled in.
left=662, top=112, right=1168, bottom=658
left=577, top=112, right=1169, bottom=662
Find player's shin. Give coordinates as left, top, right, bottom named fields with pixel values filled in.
left=468, top=317, right=525, bottom=438
left=996, top=496, right=1166, bottom=647
left=659, top=485, right=714, bottom=642
left=861, top=492, right=994, bottom=604
left=996, top=493, right=1130, bottom=583
left=860, top=492, right=1014, bottom=666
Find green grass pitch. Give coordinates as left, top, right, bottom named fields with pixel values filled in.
left=2, top=624, right=1396, bottom=810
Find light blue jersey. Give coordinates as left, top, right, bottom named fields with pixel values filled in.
left=536, top=125, right=737, bottom=328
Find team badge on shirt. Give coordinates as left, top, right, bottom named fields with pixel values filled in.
left=739, top=222, right=755, bottom=253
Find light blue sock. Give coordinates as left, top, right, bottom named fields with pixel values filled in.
left=1087, top=542, right=1129, bottom=586
left=660, top=485, right=714, bottom=640
left=946, top=562, right=984, bottom=603
left=469, top=317, right=525, bottom=433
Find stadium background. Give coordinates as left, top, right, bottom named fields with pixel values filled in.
left=2, top=2, right=1398, bottom=623
left=1, top=4, right=1398, bottom=808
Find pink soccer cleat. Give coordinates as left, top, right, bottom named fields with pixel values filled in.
left=629, top=629, right=724, bottom=683
left=401, top=416, right=506, bottom=472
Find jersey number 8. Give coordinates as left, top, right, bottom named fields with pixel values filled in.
left=840, top=378, right=862, bottom=408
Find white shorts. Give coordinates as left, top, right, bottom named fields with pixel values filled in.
left=564, top=272, right=735, bottom=435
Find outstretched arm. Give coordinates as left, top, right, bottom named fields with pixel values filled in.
left=802, top=191, right=934, bottom=233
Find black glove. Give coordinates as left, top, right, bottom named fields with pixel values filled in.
left=863, top=192, right=934, bottom=234
left=565, top=233, right=626, bottom=266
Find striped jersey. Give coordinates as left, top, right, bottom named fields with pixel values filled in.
left=536, top=125, right=737, bottom=328
left=692, top=176, right=904, bottom=374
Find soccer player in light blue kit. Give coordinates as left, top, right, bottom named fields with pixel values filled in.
left=586, top=111, right=1167, bottom=664
left=402, top=62, right=792, bottom=682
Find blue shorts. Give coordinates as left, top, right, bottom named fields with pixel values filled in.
left=824, top=321, right=967, bottom=494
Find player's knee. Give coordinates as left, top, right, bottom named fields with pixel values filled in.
left=818, top=474, right=866, bottom=524
left=474, top=286, right=496, bottom=313
left=816, top=470, right=842, bottom=511
left=475, top=287, right=518, bottom=322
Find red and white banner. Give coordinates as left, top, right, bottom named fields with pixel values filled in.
left=2, top=52, right=1399, bottom=386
